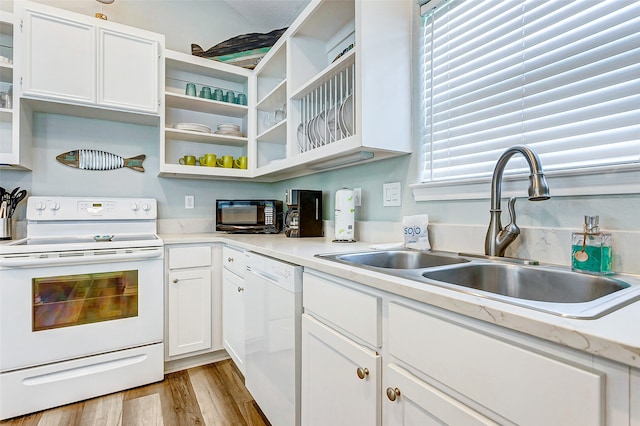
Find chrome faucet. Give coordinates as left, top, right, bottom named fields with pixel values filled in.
left=485, top=145, right=550, bottom=257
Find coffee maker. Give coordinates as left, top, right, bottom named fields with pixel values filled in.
left=284, top=189, right=323, bottom=238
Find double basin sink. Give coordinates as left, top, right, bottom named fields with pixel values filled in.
left=316, top=249, right=640, bottom=319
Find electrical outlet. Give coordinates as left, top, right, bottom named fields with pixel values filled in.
left=383, top=182, right=401, bottom=207
left=353, top=187, right=362, bottom=207
left=185, top=195, right=195, bottom=209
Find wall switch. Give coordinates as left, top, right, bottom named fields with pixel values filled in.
left=353, top=187, right=362, bottom=207
left=185, top=195, right=195, bottom=209
left=383, top=182, right=401, bottom=207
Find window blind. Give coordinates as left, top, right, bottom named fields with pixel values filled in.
left=421, top=0, right=640, bottom=183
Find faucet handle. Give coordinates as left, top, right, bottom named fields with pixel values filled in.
left=503, top=197, right=519, bottom=235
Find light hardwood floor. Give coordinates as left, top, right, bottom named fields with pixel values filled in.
left=0, top=360, right=270, bottom=426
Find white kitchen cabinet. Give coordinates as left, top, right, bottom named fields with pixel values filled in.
left=166, top=245, right=220, bottom=359
left=157, top=0, right=412, bottom=182
left=0, top=11, right=31, bottom=169
left=383, top=363, right=497, bottom=426
left=19, top=1, right=161, bottom=115
left=302, top=266, right=631, bottom=425
left=301, top=314, right=380, bottom=426
left=632, top=368, right=640, bottom=426
left=302, top=270, right=382, bottom=426
left=222, top=245, right=247, bottom=373
left=251, top=0, right=412, bottom=180
left=160, top=49, right=252, bottom=179
left=386, top=300, right=628, bottom=425
left=255, top=40, right=287, bottom=168
left=98, top=27, right=160, bottom=113
left=303, top=270, right=381, bottom=347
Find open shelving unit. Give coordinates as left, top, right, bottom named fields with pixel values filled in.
left=160, top=49, right=253, bottom=179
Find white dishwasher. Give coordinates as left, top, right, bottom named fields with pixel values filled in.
left=245, top=252, right=303, bottom=426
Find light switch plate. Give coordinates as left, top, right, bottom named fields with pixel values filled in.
left=185, top=195, right=195, bottom=209
left=383, top=182, right=401, bottom=207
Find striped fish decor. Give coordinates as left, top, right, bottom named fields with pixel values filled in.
left=56, top=149, right=145, bottom=172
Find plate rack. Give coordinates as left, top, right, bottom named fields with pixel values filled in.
left=296, top=61, right=355, bottom=154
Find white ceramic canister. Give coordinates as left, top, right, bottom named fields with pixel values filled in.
left=334, top=188, right=355, bottom=241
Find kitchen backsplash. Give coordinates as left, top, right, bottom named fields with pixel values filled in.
left=156, top=218, right=640, bottom=275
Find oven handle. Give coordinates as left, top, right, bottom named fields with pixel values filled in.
left=0, top=247, right=163, bottom=267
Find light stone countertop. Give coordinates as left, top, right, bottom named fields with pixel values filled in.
left=161, top=232, right=640, bottom=370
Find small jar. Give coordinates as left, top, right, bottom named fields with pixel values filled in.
left=571, top=215, right=613, bottom=275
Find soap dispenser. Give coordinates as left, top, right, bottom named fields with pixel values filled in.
left=571, top=215, right=612, bottom=275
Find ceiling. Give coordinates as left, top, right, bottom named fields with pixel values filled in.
left=222, top=0, right=310, bottom=29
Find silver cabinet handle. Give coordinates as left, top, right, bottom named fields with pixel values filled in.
left=356, top=367, right=369, bottom=380
left=172, top=278, right=178, bottom=283
left=386, top=387, right=401, bottom=401
left=237, top=287, right=244, bottom=292
left=227, top=257, right=234, bottom=263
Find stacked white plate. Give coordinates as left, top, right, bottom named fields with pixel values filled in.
left=215, top=123, right=243, bottom=137
left=296, top=94, right=354, bottom=152
left=173, top=123, right=211, bottom=133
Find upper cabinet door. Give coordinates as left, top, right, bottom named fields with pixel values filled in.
left=19, top=1, right=162, bottom=116
left=23, top=8, right=96, bottom=103
left=98, top=27, right=159, bottom=113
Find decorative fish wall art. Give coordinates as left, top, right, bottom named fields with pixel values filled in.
left=56, top=150, right=145, bottom=173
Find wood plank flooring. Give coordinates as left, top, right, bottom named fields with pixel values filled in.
left=0, top=360, right=270, bottom=426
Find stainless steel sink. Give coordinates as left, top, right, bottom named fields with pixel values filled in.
left=316, top=249, right=640, bottom=318
left=318, top=250, right=469, bottom=270
left=419, top=262, right=640, bottom=318
left=421, top=263, right=627, bottom=303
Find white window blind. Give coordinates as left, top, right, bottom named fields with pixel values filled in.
left=421, top=0, right=640, bottom=184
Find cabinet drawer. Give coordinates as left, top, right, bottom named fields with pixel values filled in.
left=222, top=245, right=246, bottom=277
left=303, top=271, right=381, bottom=348
left=388, top=302, right=604, bottom=426
left=168, top=246, right=212, bottom=269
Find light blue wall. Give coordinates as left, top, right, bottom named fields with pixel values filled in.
left=273, top=153, right=640, bottom=232
left=0, top=113, right=279, bottom=220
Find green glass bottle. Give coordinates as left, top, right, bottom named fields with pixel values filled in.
left=571, top=215, right=613, bottom=275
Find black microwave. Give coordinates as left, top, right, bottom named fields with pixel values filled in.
left=216, top=200, right=283, bottom=234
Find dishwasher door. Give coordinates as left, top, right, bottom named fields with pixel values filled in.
left=245, top=253, right=303, bottom=426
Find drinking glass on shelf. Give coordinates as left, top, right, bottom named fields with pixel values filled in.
left=225, top=91, right=236, bottom=104
left=236, top=93, right=247, bottom=105
left=274, top=108, right=286, bottom=123
left=264, top=112, right=275, bottom=129
left=185, top=83, right=197, bottom=97
left=212, top=89, right=224, bottom=101
left=199, top=86, right=212, bottom=99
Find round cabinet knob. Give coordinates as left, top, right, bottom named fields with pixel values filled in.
left=227, top=257, right=234, bottom=263
left=237, top=287, right=244, bottom=293
left=130, top=203, right=139, bottom=211
left=386, top=387, right=401, bottom=402
left=356, top=367, right=369, bottom=380
left=141, top=203, right=150, bottom=211
left=173, top=278, right=178, bottom=284
left=50, top=202, right=60, bottom=211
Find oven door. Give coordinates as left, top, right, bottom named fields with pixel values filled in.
left=0, top=249, right=163, bottom=372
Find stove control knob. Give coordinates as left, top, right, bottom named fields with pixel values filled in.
left=141, top=203, right=151, bottom=212
left=130, top=203, right=139, bottom=211
left=35, top=202, right=46, bottom=211
left=50, top=202, right=60, bottom=211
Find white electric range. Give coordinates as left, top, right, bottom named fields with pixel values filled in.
left=0, top=196, right=165, bottom=420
